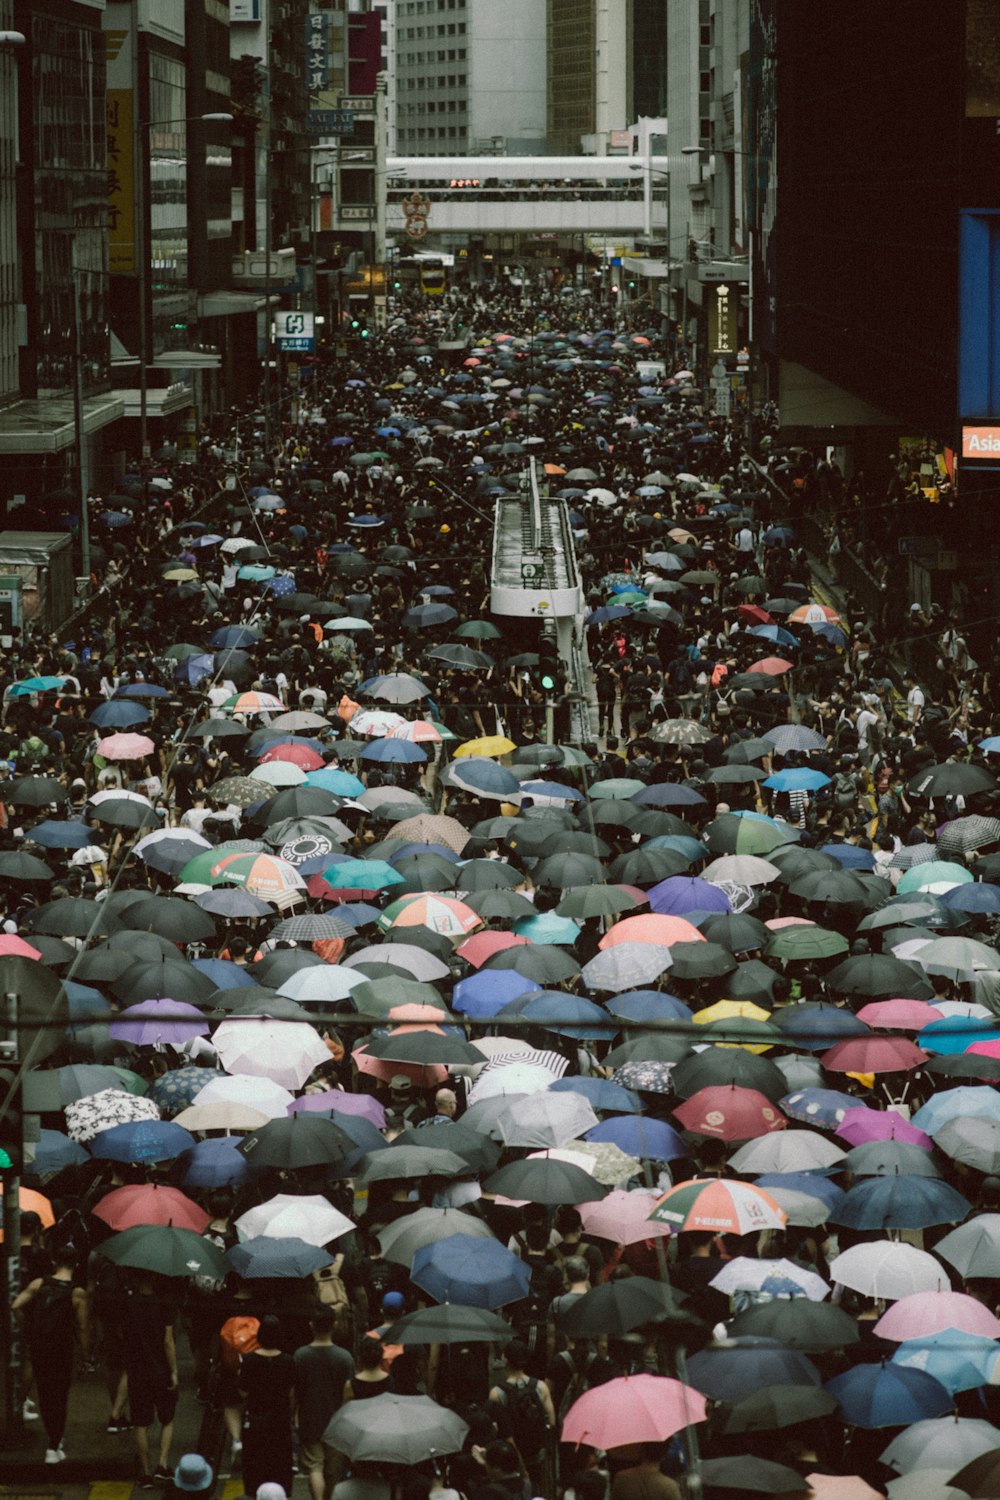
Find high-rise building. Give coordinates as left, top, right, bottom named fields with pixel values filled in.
left=394, top=0, right=545, bottom=157
left=546, top=0, right=631, bottom=155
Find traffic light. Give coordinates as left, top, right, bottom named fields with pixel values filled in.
left=538, top=633, right=560, bottom=694
left=0, top=1069, right=19, bottom=1174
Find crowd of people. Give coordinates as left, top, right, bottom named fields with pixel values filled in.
left=6, top=281, right=1000, bottom=1500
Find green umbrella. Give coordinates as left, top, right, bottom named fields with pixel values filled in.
left=382, top=1304, right=512, bottom=1345
left=453, top=620, right=503, bottom=640
left=354, top=1146, right=468, bottom=1184
left=765, top=926, right=851, bottom=960
left=556, top=885, right=640, bottom=919
left=164, top=643, right=203, bottom=660
left=351, top=977, right=446, bottom=1017
left=589, top=777, right=646, bottom=800
left=99, top=1224, right=229, bottom=1279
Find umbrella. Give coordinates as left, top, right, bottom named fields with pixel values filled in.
left=377, top=1208, right=495, bottom=1266
left=561, top=1373, right=707, bottom=1450
left=672, top=1086, right=786, bottom=1141
left=874, top=1291, right=1000, bottom=1342
left=892, top=1330, right=1000, bottom=1397
left=484, top=1156, right=607, bottom=1205
left=64, top=1088, right=159, bottom=1143
left=492, top=1092, right=597, bottom=1149
left=585, top=1116, right=686, bottom=1160
left=234, top=1193, right=353, bottom=1246
left=213, top=1018, right=331, bottom=1090
left=727, top=1299, right=861, bottom=1352
left=108, top=999, right=209, bottom=1049
left=577, top=1189, right=673, bottom=1246
left=410, top=1235, right=532, bottom=1309
left=686, top=1342, right=823, bottom=1402
left=228, top=1236, right=332, bottom=1278
left=237, top=1115, right=355, bottom=1169
left=92, top=1183, right=208, bottom=1232
left=728, top=1129, right=845, bottom=1175
left=382, top=1303, right=513, bottom=1346
left=829, top=1242, right=948, bottom=1299
left=179, top=1137, right=258, bottom=1189
left=649, top=1178, right=786, bottom=1234
left=98, top=1224, right=229, bottom=1279
left=831, top=1176, right=970, bottom=1231
left=710, top=1256, right=829, bottom=1303
left=90, top=1120, right=195, bottom=1164
left=880, top=1417, right=1000, bottom=1475
left=558, top=1277, right=697, bottom=1338
left=936, top=1215, right=1000, bottom=1278
left=698, top=1456, right=810, bottom=1494
left=324, top=1395, right=468, bottom=1464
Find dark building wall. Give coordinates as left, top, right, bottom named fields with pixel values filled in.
left=547, top=0, right=595, bottom=155
left=774, top=0, right=965, bottom=437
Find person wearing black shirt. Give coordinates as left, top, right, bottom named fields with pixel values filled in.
left=239, top=1314, right=296, bottom=1499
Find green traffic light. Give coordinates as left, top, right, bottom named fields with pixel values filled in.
left=541, top=673, right=555, bottom=692
left=0, top=1146, right=12, bottom=1170
left=360, top=329, right=370, bottom=338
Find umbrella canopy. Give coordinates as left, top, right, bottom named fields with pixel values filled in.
left=410, top=1235, right=531, bottom=1309
left=650, top=1178, right=787, bottom=1234
left=561, top=1373, right=707, bottom=1450
left=324, top=1395, right=468, bottom=1464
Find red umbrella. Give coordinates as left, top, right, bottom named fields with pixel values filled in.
left=457, top=931, right=529, bottom=968
left=258, top=743, right=324, bottom=771
left=307, top=875, right=378, bottom=903
left=821, top=1036, right=928, bottom=1074
left=747, top=656, right=794, bottom=676
left=738, top=605, right=773, bottom=627
left=562, top=1373, right=706, bottom=1450
left=672, top=1085, right=786, bottom=1141
left=92, top=1183, right=209, bottom=1232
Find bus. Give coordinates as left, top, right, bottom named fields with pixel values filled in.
left=394, top=252, right=453, bottom=296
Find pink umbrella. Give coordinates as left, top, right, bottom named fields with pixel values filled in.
left=968, top=1040, right=1000, bottom=1060
left=288, top=1090, right=386, bottom=1129
left=804, top=1478, right=883, bottom=1500
left=874, top=1290, right=1000, bottom=1341
left=0, top=935, right=42, bottom=960
left=835, top=1106, right=933, bottom=1150
left=562, top=1373, right=707, bottom=1450
left=856, top=999, right=943, bottom=1031
left=765, top=916, right=815, bottom=929
left=97, top=732, right=156, bottom=761
left=821, top=1035, right=928, bottom=1074
left=457, top=931, right=529, bottom=968
left=352, top=1048, right=447, bottom=1088
left=578, top=1189, right=673, bottom=1245
left=599, top=913, right=704, bottom=950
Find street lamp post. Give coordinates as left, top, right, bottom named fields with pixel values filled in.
left=136, top=112, right=232, bottom=464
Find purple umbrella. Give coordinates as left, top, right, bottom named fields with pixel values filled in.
left=109, top=999, right=210, bottom=1048
left=288, top=1090, right=386, bottom=1129
left=835, top=1106, right=934, bottom=1150
left=648, top=875, right=731, bottom=916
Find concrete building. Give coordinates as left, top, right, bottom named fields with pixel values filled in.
left=0, top=15, right=18, bottom=410
left=394, top=0, right=545, bottom=157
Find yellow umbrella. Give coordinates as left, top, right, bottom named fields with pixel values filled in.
left=454, top=735, right=518, bottom=759
left=163, top=566, right=198, bottom=582
left=693, top=1000, right=771, bottom=1025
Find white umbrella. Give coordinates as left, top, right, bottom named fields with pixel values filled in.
left=213, top=1019, right=331, bottom=1091
left=581, top=942, right=673, bottom=992
left=65, top=1087, right=160, bottom=1143
left=880, top=1417, right=1000, bottom=1475
left=278, top=966, right=365, bottom=1003
left=236, top=1193, right=354, bottom=1246
left=829, top=1242, right=949, bottom=1301
left=491, top=1091, right=598, bottom=1148
left=194, top=1074, right=295, bottom=1119
left=467, top=1062, right=562, bottom=1105
left=728, top=1130, right=847, bottom=1176
left=174, top=1100, right=270, bottom=1132
left=710, top=1256, right=829, bottom=1302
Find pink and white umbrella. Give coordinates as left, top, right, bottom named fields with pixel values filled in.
left=578, top=1188, right=673, bottom=1245
left=97, top=733, right=156, bottom=761
left=874, top=1290, right=1000, bottom=1341
left=214, top=1018, right=331, bottom=1091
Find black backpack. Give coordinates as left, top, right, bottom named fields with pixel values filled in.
left=833, top=771, right=858, bottom=809
left=498, top=1375, right=549, bottom=1459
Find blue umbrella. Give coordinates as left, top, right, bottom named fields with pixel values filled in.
left=605, top=989, right=693, bottom=1023
left=390, top=842, right=462, bottom=866
left=892, top=1330, right=1000, bottom=1395
left=819, top=844, right=877, bottom=870
left=64, top=981, right=111, bottom=1020
left=519, top=992, right=615, bottom=1040
left=913, top=1085, right=1000, bottom=1134
left=754, top=1173, right=847, bottom=1216
left=176, top=652, right=214, bottom=686
left=774, top=1003, right=867, bottom=1052
left=824, top=1362, right=951, bottom=1428
left=360, top=738, right=427, bottom=763
left=586, top=606, right=633, bottom=625
left=548, top=1076, right=642, bottom=1113
left=648, top=875, right=730, bottom=916
left=514, top=912, right=580, bottom=945
left=91, top=1120, right=196, bottom=1165
left=89, top=701, right=151, bottom=729
left=114, top=683, right=170, bottom=699
left=762, top=526, right=795, bottom=546
left=411, top=1234, right=531, bottom=1310
left=102, top=511, right=132, bottom=527
left=830, top=1175, right=970, bottom=1230
left=939, top=882, right=1000, bottom=913
left=209, top=626, right=261, bottom=649
left=306, top=768, right=366, bottom=797
left=763, top=768, right=831, bottom=792
left=26, top=820, right=95, bottom=849
left=443, top=758, right=520, bottom=798
left=518, top=780, right=584, bottom=803
left=32, top=1128, right=90, bottom=1176
left=586, top=1115, right=686, bottom=1160
left=149, top=1066, right=226, bottom=1117
left=748, top=624, right=800, bottom=648
left=780, top=1088, right=858, bottom=1128
left=978, top=737, right=1000, bottom=755
left=452, top=968, right=537, bottom=1018
left=180, top=1137, right=258, bottom=1189
left=643, top=835, right=709, bottom=864
left=265, top=575, right=298, bottom=596
left=811, top=623, right=849, bottom=648
left=917, top=1015, right=1000, bottom=1055
left=228, top=1236, right=331, bottom=1278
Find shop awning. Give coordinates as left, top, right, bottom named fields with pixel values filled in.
left=0, top=395, right=125, bottom=455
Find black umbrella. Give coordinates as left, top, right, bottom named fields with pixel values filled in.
left=28, top=897, right=122, bottom=939
left=366, top=1032, right=484, bottom=1067
left=721, top=1383, right=839, bottom=1433
left=253, top=787, right=343, bottom=823
left=686, top=1338, right=822, bottom=1401
left=482, top=945, right=579, bottom=984
left=90, top=796, right=162, bottom=831
left=698, top=1456, right=809, bottom=1493
left=604, top=1035, right=691, bottom=1068
left=671, top=1048, right=787, bottom=1102
left=0, top=851, right=53, bottom=881
left=483, top=1157, right=607, bottom=1205
left=237, top=1115, right=356, bottom=1168
left=122, top=896, right=216, bottom=943
left=381, top=1304, right=512, bottom=1346
left=668, top=941, right=736, bottom=979
left=727, top=1299, right=861, bottom=1352
left=394, top=1121, right=500, bottom=1174
left=558, top=1277, right=699, bottom=1337
left=112, top=956, right=216, bottom=1006
left=8, top=776, right=67, bottom=807
left=908, top=762, right=997, bottom=798
left=826, top=953, right=934, bottom=999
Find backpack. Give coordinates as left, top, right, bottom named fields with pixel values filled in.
left=220, top=1315, right=259, bottom=1370
left=498, top=1375, right=549, bottom=1459
left=28, top=1278, right=75, bottom=1348
left=313, top=1254, right=350, bottom=1317
left=833, top=771, right=857, bottom=809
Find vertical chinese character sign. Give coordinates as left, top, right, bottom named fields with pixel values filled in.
left=306, top=13, right=329, bottom=96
